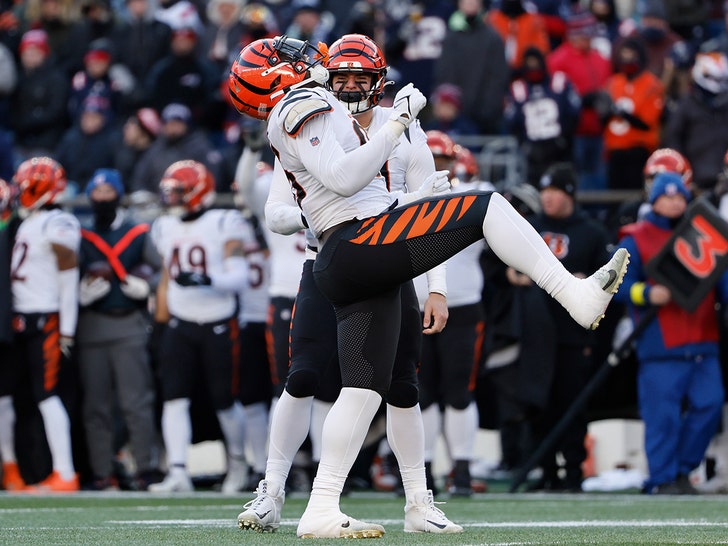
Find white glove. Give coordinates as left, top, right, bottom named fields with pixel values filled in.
left=389, top=83, right=426, bottom=128
left=60, top=336, right=74, bottom=359
left=399, top=170, right=451, bottom=206
left=120, top=274, right=150, bottom=300
left=79, top=276, right=111, bottom=306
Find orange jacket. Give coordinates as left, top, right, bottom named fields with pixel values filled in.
left=604, top=70, right=664, bottom=152
left=487, top=11, right=550, bottom=69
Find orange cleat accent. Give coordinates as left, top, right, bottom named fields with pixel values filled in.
left=2, top=462, right=27, bottom=491
left=25, top=471, right=79, bottom=493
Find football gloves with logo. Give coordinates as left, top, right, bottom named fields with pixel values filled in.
left=389, top=83, right=426, bottom=128
left=175, top=271, right=212, bottom=287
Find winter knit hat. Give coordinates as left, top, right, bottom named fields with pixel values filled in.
left=648, top=171, right=691, bottom=205
left=86, top=168, right=124, bottom=198
left=539, top=162, right=577, bottom=199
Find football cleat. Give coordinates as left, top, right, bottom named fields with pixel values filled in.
left=566, top=248, right=630, bottom=330
left=404, top=490, right=463, bottom=534
left=148, top=470, right=193, bottom=493
left=25, top=471, right=79, bottom=493
left=2, top=462, right=26, bottom=492
left=297, top=507, right=385, bottom=539
left=238, top=479, right=285, bottom=532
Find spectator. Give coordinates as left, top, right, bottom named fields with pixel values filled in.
left=129, top=102, right=222, bottom=194
left=603, top=37, right=665, bottom=191
left=239, top=3, right=280, bottom=45
left=434, top=0, right=509, bottom=134
left=284, top=0, right=333, bottom=47
left=54, top=94, right=116, bottom=190
left=17, top=0, right=81, bottom=76
left=614, top=171, right=725, bottom=494
left=525, top=162, right=613, bottom=492
left=422, top=83, right=480, bottom=140
left=547, top=8, right=612, bottom=191
left=114, top=107, right=161, bottom=193
left=663, top=52, right=728, bottom=193
left=0, top=39, right=16, bottom=131
left=200, top=0, right=247, bottom=75
left=504, top=46, right=581, bottom=186
left=11, top=29, right=70, bottom=161
left=589, top=0, right=621, bottom=56
left=112, top=0, right=172, bottom=111
left=68, top=38, right=125, bottom=125
left=486, top=0, right=550, bottom=71
left=66, top=0, right=127, bottom=76
left=144, top=22, right=221, bottom=128
left=76, top=168, right=162, bottom=491
left=482, top=183, right=547, bottom=479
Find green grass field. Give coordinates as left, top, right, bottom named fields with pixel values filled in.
left=3, top=489, right=728, bottom=545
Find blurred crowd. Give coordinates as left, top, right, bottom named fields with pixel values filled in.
left=2, top=0, right=728, bottom=498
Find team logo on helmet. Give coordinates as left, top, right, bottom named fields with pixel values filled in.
left=14, top=157, right=67, bottom=212
left=228, top=35, right=329, bottom=120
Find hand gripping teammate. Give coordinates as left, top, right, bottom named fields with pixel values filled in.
left=236, top=34, right=460, bottom=535
left=228, top=35, right=629, bottom=538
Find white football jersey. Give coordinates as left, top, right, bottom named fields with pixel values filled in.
left=239, top=245, right=271, bottom=324
left=11, top=209, right=81, bottom=313
left=151, top=208, right=251, bottom=323
left=367, top=106, right=435, bottom=195
left=266, top=87, right=398, bottom=237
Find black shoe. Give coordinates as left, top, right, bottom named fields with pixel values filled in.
left=526, top=476, right=564, bottom=492
left=448, top=460, right=473, bottom=497
left=132, top=469, right=165, bottom=491
left=676, top=474, right=699, bottom=495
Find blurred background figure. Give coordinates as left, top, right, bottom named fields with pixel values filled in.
left=422, top=83, right=480, bottom=140
left=505, top=46, right=581, bottom=186
left=663, top=51, right=728, bottom=194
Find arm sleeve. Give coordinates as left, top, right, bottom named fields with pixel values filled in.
left=58, top=267, right=79, bottom=337
left=294, top=114, right=401, bottom=197
left=265, top=160, right=307, bottom=235
left=425, top=263, right=447, bottom=297
left=211, top=256, right=248, bottom=293
left=403, top=124, right=437, bottom=193
left=234, top=147, right=263, bottom=206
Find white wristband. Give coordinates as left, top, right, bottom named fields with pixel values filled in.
left=425, top=263, right=447, bottom=298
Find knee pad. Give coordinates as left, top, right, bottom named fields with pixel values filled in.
left=285, top=369, right=322, bottom=398
left=386, top=380, right=419, bottom=408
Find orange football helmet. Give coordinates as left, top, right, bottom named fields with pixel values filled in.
left=160, top=160, right=216, bottom=213
left=426, top=130, right=457, bottom=159
left=643, top=148, right=693, bottom=191
left=326, top=34, right=388, bottom=114
left=14, top=157, right=67, bottom=211
left=453, top=144, right=479, bottom=182
left=228, top=35, right=329, bottom=120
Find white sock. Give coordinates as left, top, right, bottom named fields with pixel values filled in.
left=309, top=387, right=381, bottom=511
left=161, top=398, right=191, bottom=470
left=421, top=404, right=441, bottom=462
left=217, top=400, right=246, bottom=459
left=310, top=399, right=332, bottom=462
left=38, top=396, right=74, bottom=479
left=0, top=396, right=17, bottom=463
left=482, top=192, right=572, bottom=298
left=387, top=404, right=427, bottom=504
left=444, top=403, right=478, bottom=461
left=265, top=390, right=313, bottom=490
left=243, top=401, right=269, bottom=473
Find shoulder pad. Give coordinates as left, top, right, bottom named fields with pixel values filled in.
left=284, top=97, right=333, bottom=137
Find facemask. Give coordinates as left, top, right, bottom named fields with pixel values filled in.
left=91, top=198, right=119, bottom=231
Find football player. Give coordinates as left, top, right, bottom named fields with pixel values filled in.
left=148, top=160, right=251, bottom=493
left=10, top=157, right=80, bottom=492
left=228, top=35, right=629, bottom=538
left=237, top=34, right=458, bottom=536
